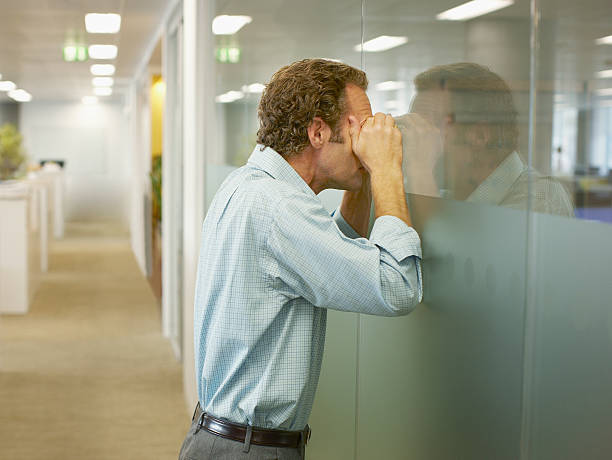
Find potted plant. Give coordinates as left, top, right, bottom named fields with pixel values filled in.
left=0, top=123, right=27, bottom=181
left=150, top=155, right=162, bottom=224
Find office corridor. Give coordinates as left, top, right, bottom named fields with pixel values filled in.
left=0, top=222, right=189, bottom=459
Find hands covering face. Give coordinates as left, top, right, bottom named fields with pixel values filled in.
left=343, top=110, right=442, bottom=197
left=348, top=112, right=403, bottom=178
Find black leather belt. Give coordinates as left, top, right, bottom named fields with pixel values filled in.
left=192, top=403, right=311, bottom=448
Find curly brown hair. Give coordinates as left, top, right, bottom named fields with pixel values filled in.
left=257, top=59, right=368, bottom=157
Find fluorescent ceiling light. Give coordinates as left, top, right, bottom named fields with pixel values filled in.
left=92, top=77, right=114, bottom=87
left=94, top=87, right=113, bottom=96
left=215, top=90, right=244, bottom=103
left=375, top=81, right=406, bottom=91
left=82, top=96, right=98, bottom=104
left=212, top=15, right=252, bottom=35
left=354, top=36, right=408, bottom=52
left=241, top=83, right=265, bottom=93
left=88, top=44, right=118, bottom=60
left=595, top=88, right=612, bottom=96
left=8, top=89, right=32, bottom=102
left=596, top=70, right=612, bottom=78
left=91, top=64, right=115, bottom=76
left=0, top=81, right=17, bottom=92
left=437, top=0, right=514, bottom=21
left=85, top=13, right=121, bottom=34
left=595, top=35, right=612, bottom=45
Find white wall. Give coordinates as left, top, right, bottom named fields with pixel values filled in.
left=19, top=101, right=131, bottom=228
left=125, top=77, right=151, bottom=276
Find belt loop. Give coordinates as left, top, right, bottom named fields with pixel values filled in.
left=301, top=425, right=311, bottom=446
left=194, top=412, right=205, bottom=435
left=192, top=402, right=200, bottom=422
left=242, top=425, right=253, bottom=453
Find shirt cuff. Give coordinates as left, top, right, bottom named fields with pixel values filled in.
left=370, top=215, right=423, bottom=261
left=332, top=206, right=362, bottom=239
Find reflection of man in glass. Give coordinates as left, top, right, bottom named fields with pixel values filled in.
left=399, top=62, right=574, bottom=216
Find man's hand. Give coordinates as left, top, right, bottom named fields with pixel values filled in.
left=348, top=113, right=411, bottom=227
left=349, top=113, right=403, bottom=178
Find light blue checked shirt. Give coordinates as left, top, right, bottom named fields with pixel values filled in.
left=194, top=145, right=423, bottom=431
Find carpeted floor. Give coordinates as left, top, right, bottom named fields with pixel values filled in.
left=0, top=221, right=190, bottom=460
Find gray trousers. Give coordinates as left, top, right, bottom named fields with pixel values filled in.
left=178, top=414, right=306, bottom=460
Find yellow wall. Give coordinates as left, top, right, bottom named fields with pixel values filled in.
left=151, top=74, right=165, bottom=157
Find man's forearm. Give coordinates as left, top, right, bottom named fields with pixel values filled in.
left=340, top=182, right=371, bottom=238
left=370, top=171, right=412, bottom=228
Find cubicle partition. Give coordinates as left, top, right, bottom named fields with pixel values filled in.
left=0, top=183, right=41, bottom=314
left=198, top=0, right=612, bottom=458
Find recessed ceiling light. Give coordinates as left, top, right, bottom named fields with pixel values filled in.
left=375, top=81, right=406, bottom=91
left=241, top=83, right=265, bottom=93
left=82, top=96, right=98, bottom=104
left=94, top=87, right=113, bottom=96
left=215, top=90, right=244, bottom=103
left=595, top=36, right=612, bottom=45
left=8, top=89, right=32, bottom=102
left=212, top=15, right=252, bottom=35
left=437, top=0, right=514, bottom=21
left=596, top=70, right=612, bottom=78
left=0, top=81, right=17, bottom=92
left=92, top=77, right=114, bottom=87
left=354, top=36, right=408, bottom=53
left=85, top=13, right=121, bottom=34
left=91, top=64, right=115, bottom=76
left=88, top=45, right=118, bottom=60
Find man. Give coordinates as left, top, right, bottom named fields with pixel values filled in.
left=398, top=62, right=574, bottom=216
left=178, top=59, right=423, bottom=459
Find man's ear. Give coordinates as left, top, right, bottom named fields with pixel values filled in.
left=464, top=123, right=491, bottom=149
left=307, top=117, right=331, bottom=149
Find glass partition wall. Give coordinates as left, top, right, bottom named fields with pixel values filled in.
left=203, top=0, right=612, bottom=458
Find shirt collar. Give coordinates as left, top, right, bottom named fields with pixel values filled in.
left=247, top=144, right=316, bottom=198
left=467, top=151, right=526, bottom=205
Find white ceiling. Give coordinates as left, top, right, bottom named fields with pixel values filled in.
left=0, top=0, right=610, bottom=105
left=212, top=0, right=612, bottom=96
left=0, top=0, right=171, bottom=103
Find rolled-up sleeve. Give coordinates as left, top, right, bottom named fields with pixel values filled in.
left=266, top=193, right=423, bottom=316
left=369, top=216, right=423, bottom=315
